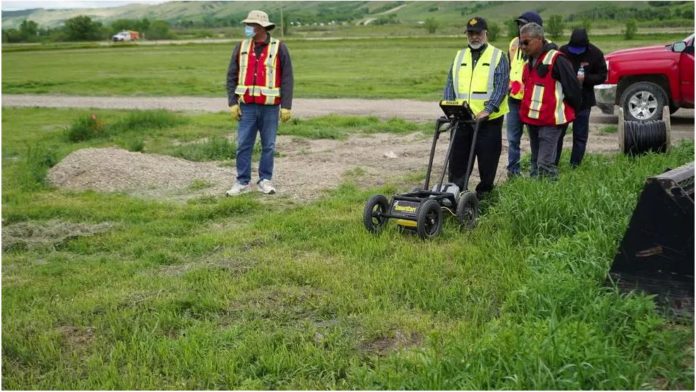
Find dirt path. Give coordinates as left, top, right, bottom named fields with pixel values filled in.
left=5, top=94, right=693, bottom=202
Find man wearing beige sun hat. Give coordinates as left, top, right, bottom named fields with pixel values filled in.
left=226, top=10, right=294, bottom=196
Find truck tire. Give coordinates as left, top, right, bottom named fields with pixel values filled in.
left=620, top=81, right=667, bottom=122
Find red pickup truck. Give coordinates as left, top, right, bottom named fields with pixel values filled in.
left=595, top=33, right=694, bottom=121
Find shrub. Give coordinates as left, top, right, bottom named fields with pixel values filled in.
left=506, top=20, right=519, bottom=38
left=546, top=15, right=565, bottom=39
left=65, top=113, right=105, bottom=142
left=110, top=110, right=185, bottom=133
left=66, top=111, right=186, bottom=143
left=487, top=22, right=500, bottom=42
left=63, top=15, right=104, bottom=41
left=624, top=19, right=638, bottom=40
left=424, top=18, right=439, bottom=34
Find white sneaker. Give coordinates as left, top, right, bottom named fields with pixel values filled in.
left=225, top=182, right=250, bottom=196
left=257, top=179, right=276, bottom=194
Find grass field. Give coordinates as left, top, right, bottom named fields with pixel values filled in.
left=2, top=33, right=690, bottom=100
left=2, top=107, right=694, bottom=389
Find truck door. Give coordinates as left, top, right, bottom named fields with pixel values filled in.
left=679, top=36, right=694, bottom=105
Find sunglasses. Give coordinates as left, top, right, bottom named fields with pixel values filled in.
left=519, top=38, right=538, bottom=47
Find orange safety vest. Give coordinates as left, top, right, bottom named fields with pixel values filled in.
left=520, top=49, right=576, bottom=126
left=234, top=38, right=282, bottom=105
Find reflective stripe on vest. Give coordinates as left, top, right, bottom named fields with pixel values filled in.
left=528, top=84, right=544, bottom=119
left=234, top=39, right=254, bottom=96
left=509, top=37, right=526, bottom=100
left=539, top=50, right=570, bottom=124
left=234, top=38, right=281, bottom=105
left=451, top=45, right=508, bottom=119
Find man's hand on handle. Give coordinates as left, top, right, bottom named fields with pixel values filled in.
left=475, top=110, right=490, bottom=121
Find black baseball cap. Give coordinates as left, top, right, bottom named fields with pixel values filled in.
left=466, top=16, right=488, bottom=32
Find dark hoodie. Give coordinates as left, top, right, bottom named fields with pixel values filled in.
left=559, top=28, right=608, bottom=110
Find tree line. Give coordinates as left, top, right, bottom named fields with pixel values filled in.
left=2, top=16, right=173, bottom=43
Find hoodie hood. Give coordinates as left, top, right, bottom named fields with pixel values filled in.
left=516, top=11, right=543, bottom=26
left=569, top=28, right=589, bottom=47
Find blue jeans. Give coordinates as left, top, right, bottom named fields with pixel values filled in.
left=236, top=103, right=279, bottom=185
left=506, top=99, right=524, bottom=175
left=555, top=108, right=590, bottom=168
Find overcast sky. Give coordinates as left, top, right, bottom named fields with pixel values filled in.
left=2, top=0, right=168, bottom=11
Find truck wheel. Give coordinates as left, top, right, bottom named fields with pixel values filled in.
left=620, top=81, right=667, bottom=122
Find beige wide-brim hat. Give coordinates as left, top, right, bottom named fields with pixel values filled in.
left=242, top=10, right=275, bottom=30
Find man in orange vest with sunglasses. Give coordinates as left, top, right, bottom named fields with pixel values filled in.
left=518, top=22, right=581, bottom=179
left=226, top=10, right=293, bottom=196
left=506, top=11, right=545, bottom=178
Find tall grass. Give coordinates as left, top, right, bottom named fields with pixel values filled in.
left=65, top=110, right=186, bottom=143
left=2, top=107, right=693, bottom=389
left=15, top=144, right=58, bottom=190
left=170, top=136, right=237, bottom=161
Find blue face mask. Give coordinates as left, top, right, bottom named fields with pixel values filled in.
left=244, top=25, right=256, bottom=38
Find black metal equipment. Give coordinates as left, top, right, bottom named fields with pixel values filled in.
left=363, top=100, right=481, bottom=239
left=622, top=120, right=668, bottom=155
left=609, top=162, right=694, bottom=314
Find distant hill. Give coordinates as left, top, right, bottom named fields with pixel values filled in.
left=2, top=1, right=693, bottom=30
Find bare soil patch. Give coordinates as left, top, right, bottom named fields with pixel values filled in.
left=359, top=330, right=424, bottom=356
left=46, top=127, right=621, bottom=202
left=56, top=325, right=96, bottom=349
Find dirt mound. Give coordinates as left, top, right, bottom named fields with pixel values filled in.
left=48, top=147, right=235, bottom=201
left=45, top=134, right=457, bottom=202
left=46, top=130, right=621, bottom=203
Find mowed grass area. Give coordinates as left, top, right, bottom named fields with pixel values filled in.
left=2, top=33, right=689, bottom=100
left=3, top=107, right=694, bottom=389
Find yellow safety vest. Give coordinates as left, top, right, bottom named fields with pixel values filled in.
left=451, top=44, right=509, bottom=120
left=508, top=37, right=526, bottom=100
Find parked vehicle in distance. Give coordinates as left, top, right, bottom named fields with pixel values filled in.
left=112, top=30, right=140, bottom=42
left=595, top=33, right=694, bottom=121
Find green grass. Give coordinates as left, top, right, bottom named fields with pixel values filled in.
left=2, top=107, right=694, bottom=389
left=281, top=115, right=423, bottom=139
left=3, top=33, right=690, bottom=100
left=601, top=125, right=619, bottom=134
